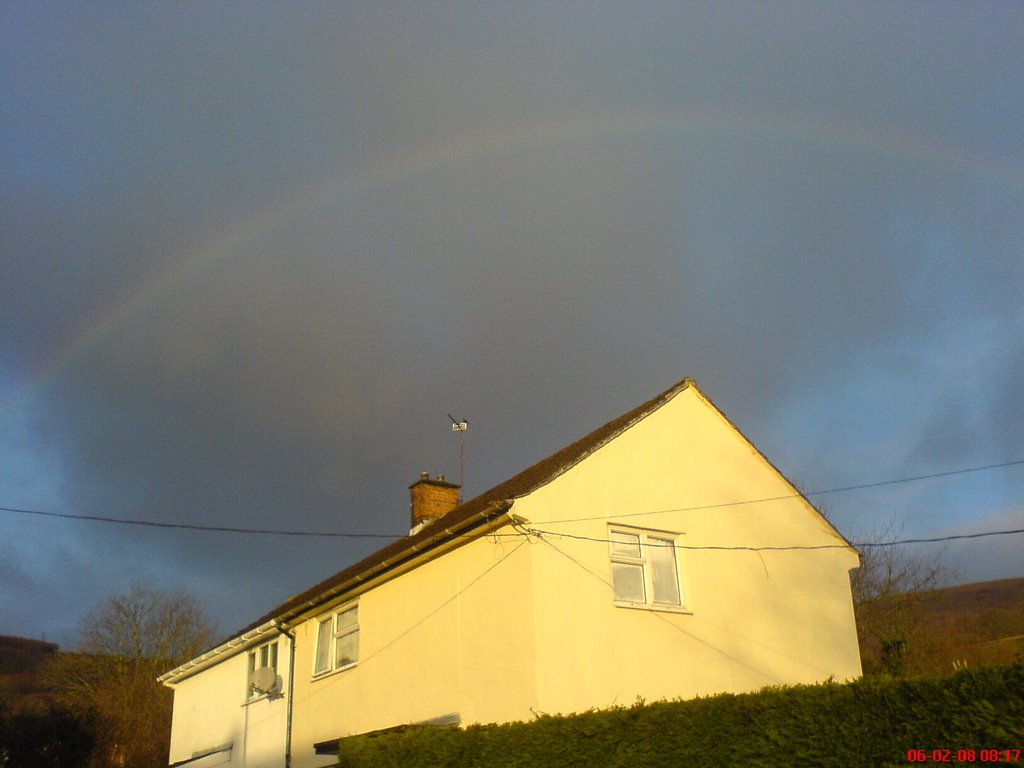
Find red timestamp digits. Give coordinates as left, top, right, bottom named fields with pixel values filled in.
left=906, top=748, right=1022, bottom=763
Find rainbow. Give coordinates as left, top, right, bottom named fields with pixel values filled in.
left=4, top=107, right=1019, bottom=418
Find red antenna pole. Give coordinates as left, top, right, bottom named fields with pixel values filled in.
left=448, top=415, right=468, bottom=500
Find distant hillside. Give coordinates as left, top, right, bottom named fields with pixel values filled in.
left=906, top=577, right=1024, bottom=674
left=915, top=577, right=1024, bottom=631
left=0, top=635, right=60, bottom=709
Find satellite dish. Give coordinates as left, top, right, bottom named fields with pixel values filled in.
left=249, top=666, right=280, bottom=695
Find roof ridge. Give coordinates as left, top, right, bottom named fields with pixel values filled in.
left=445, top=376, right=695, bottom=512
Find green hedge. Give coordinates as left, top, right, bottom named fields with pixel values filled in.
left=333, top=663, right=1024, bottom=768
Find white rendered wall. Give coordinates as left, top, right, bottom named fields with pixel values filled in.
left=518, top=385, right=862, bottom=714
left=167, top=634, right=290, bottom=768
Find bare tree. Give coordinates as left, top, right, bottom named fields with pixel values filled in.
left=48, top=585, right=216, bottom=768
left=850, top=520, right=948, bottom=675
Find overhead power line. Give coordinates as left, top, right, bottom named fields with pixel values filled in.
left=522, top=526, right=1024, bottom=552
left=1, top=457, right=1021, bottom=545
left=808, top=459, right=1024, bottom=495
left=0, top=506, right=400, bottom=539
left=546, top=458, right=1024, bottom=525
left=1, top=504, right=1022, bottom=552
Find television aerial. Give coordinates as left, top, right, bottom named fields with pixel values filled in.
left=448, top=414, right=468, bottom=496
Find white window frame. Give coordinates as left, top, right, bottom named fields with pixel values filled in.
left=608, top=526, right=688, bottom=612
left=313, top=602, right=359, bottom=678
left=246, top=640, right=278, bottom=701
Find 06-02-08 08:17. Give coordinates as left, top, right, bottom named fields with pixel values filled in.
left=906, top=748, right=1021, bottom=763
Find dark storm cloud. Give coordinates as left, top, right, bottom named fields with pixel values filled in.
left=2, top=2, right=1021, bottom=644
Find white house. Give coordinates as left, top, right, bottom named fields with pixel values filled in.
left=160, top=378, right=862, bottom=768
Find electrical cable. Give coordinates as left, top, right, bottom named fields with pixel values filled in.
left=542, top=459, right=1024, bottom=525
left=1, top=457, right=1021, bottom=548
left=357, top=537, right=528, bottom=667
left=0, top=505, right=401, bottom=539
left=521, top=526, right=1024, bottom=552
left=2, top=502, right=1021, bottom=551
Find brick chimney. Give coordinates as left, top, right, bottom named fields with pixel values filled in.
left=409, top=472, right=461, bottom=531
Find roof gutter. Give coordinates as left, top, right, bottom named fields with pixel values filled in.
left=158, top=620, right=282, bottom=685
left=275, top=499, right=514, bottom=628
left=160, top=499, right=514, bottom=685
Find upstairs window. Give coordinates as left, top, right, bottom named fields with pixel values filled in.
left=609, top=527, right=684, bottom=609
left=246, top=640, right=278, bottom=700
left=314, top=603, right=359, bottom=676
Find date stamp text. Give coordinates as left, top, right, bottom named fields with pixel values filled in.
left=906, top=749, right=1021, bottom=763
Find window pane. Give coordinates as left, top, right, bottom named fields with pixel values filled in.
left=315, top=618, right=332, bottom=674
left=336, top=630, right=359, bottom=668
left=247, top=652, right=256, bottom=698
left=336, top=607, right=358, bottom=631
left=649, top=538, right=681, bottom=605
left=610, top=531, right=641, bottom=559
left=612, top=562, right=646, bottom=602
left=269, top=642, right=278, bottom=671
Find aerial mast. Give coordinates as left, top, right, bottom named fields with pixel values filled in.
left=448, top=414, right=468, bottom=500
